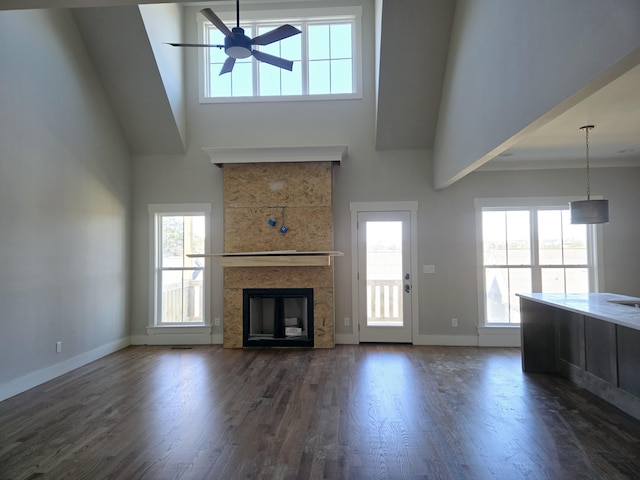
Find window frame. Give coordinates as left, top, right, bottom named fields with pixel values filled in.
left=474, top=196, right=605, bottom=329
left=197, top=6, right=363, bottom=103
left=148, top=203, right=211, bottom=329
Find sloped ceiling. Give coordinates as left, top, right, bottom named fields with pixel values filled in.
left=72, top=6, right=186, bottom=154
left=374, top=0, right=456, bottom=150
left=3, top=0, right=640, bottom=180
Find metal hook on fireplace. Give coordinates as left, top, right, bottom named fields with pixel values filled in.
left=279, top=207, right=288, bottom=234
left=267, top=206, right=277, bottom=227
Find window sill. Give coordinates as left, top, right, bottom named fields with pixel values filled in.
left=478, top=325, right=520, bottom=331
left=147, top=325, right=211, bottom=335
left=478, top=325, right=521, bottom=347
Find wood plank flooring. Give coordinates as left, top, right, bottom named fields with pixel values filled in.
left=1, top=345, right=640, bottom=479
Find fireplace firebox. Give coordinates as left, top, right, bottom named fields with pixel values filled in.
left=243, top=288, right=314, bottom=347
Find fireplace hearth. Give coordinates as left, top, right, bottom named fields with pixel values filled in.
left=243, top=288, right=314, bottom=347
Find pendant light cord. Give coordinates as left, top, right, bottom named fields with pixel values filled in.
left=581, top=125, right=594, bottom=201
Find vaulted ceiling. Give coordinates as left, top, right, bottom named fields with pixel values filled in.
left=2, top=0, right=639, bottom=180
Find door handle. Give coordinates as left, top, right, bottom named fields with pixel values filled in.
left=404, top=284, right=411, bottom=293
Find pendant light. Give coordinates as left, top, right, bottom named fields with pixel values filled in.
left=570, top=125, right=609, bottom=224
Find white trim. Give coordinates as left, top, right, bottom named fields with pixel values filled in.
left=474, top=196, right=604, bottom=329
left=148, top=204, right=212, bottom=329
left=0, top=337, right=130, bottom=402
left=477, top=327, right=522, bottom=347
left=413, top=334, right=479, bottom=346
left=335, top=333, right=359, bottom=345
left=205, top=145, right=347, bottom=167
left=198, top=6, right=363, bottom=103
left=478, top=157, right=640, bottom=171
left=349, top=201, right=419, bottom=344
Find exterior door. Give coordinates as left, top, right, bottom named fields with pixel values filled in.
left=357, top=211, right=413, bottom=343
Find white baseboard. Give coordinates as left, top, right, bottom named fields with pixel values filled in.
left=0, top=337, right=130, bottom=402
left=414, top=334, right=479, bottom=346
left=335, top=333, right=359, bottom=345
left=478, top=327, right=521, bottom=347
left=130, top=327, right=219, bottom=346
left=336, top=333, right=519, bottom=347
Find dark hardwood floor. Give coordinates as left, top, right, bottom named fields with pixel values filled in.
left=1, top=345, right=639, bottom=479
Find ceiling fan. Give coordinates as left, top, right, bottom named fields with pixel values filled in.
left=167, top=1, right=301, bottom=76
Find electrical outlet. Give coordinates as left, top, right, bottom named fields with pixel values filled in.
left=344, top=317, right=350, bottom=326
left=56, top=341, right=62, bottom=353
left=214, top=317, right=221, bottom=326
left=451, top=318, right=458, bottom=327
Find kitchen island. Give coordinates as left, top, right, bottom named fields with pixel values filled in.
left=518, top=293, right=640, bottom=420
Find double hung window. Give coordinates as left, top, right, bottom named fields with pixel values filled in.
left=149, top=204, right=210, bottom=326
left=476, top=198, right=601, bottom=326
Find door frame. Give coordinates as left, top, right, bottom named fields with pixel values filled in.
left=350, top=201, right=419, bottom=344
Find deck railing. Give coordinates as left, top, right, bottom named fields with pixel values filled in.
left=367, top=279, right=403, bottom=325
left=162, top=280, right=203, bottom=323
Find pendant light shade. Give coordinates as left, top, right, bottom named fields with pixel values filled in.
left=570, top=125, right=609, bottom=224
left=569, top=199, right=609, bottom=224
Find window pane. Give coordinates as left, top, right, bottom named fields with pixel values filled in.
left=280, top=29, right=302, bottom=60
left=482, top=211, right=506, bottom=265
left=562, top=211, right=587, bottom=264
left=210, top=67, right=231, bottom=97
left=541, top=267, right=565, bottom=293
left=309, top=60, right=330, bottom=94
left=259, top=62, right=281, bottom=96
left=282, top=63, right=302, bottom=95
left=538, top=210, right=563, bottom=265
left=566, top=268, right=589, bottom=293
left=161, top=216, right=184, bottom=268
left=485, top=268, right=508, bottom=323
left=309, top=24, right=330, bottom=59
left=161, top=269, right=183, bottom=322
left=509, top=268, right=531, bottom=324
left=208, top=29, right=226, bottom=63
left=485, top=267, right=531, bottom=324
left=506, top=210, right=530, bottom=265
left=231, top=62, right=253, bottom=96
left=366, top=221, right=403, bottom=327
left=184, top=215, right=205, bottom=264
left=330, top=23, right=352, bottom=58
left=161, top=270, right=203, bottom=323
left=331, top=59, right=352, bottom=94
left=539, top=210, right=588, bottom=265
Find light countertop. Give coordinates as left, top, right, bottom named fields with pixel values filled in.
left=517, top=293, right=640, bottom=331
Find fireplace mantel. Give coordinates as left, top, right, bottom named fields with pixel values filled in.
left=189, top=251, right=343, bottom=267
left=203, top=145, right=347, bottom=167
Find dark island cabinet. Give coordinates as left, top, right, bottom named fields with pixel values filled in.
left=520, top=296, right=640, bottom=420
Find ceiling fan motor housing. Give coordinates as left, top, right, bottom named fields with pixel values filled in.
left=226, top=27, right=252, bottom=59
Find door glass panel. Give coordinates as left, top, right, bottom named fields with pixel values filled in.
left=366, top=221, right=403, bottom=327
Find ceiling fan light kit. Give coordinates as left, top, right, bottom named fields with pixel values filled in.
left=570, top=125, right=609, bottom=224
left=168, top=1, right=301, bottom=76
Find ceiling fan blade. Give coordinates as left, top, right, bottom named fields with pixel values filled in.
left=166, top=42, right=224, bottom=49
left=252, top=50, right=294, bottom=71
left=200, top=8, right=233, bottom=38
left=219, top=57, right=236, bottom=75
left=251, top=24, right=301, bottom=46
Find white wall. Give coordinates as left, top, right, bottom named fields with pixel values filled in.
left=433, top=0, right=640, bottom=188
left=0, top=9, right=131, bottom=400
left=139, top=3, right=186, bottom=148
left=128, top=0, right=640, bottom=346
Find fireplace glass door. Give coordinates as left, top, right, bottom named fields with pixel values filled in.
left=243, top=288, right=314, bottom=347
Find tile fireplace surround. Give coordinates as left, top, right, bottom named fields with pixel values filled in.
left=209, top=147, right=346, bottom=349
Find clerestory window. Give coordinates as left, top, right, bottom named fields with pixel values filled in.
left=199, top=6, right=362, bottom=102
